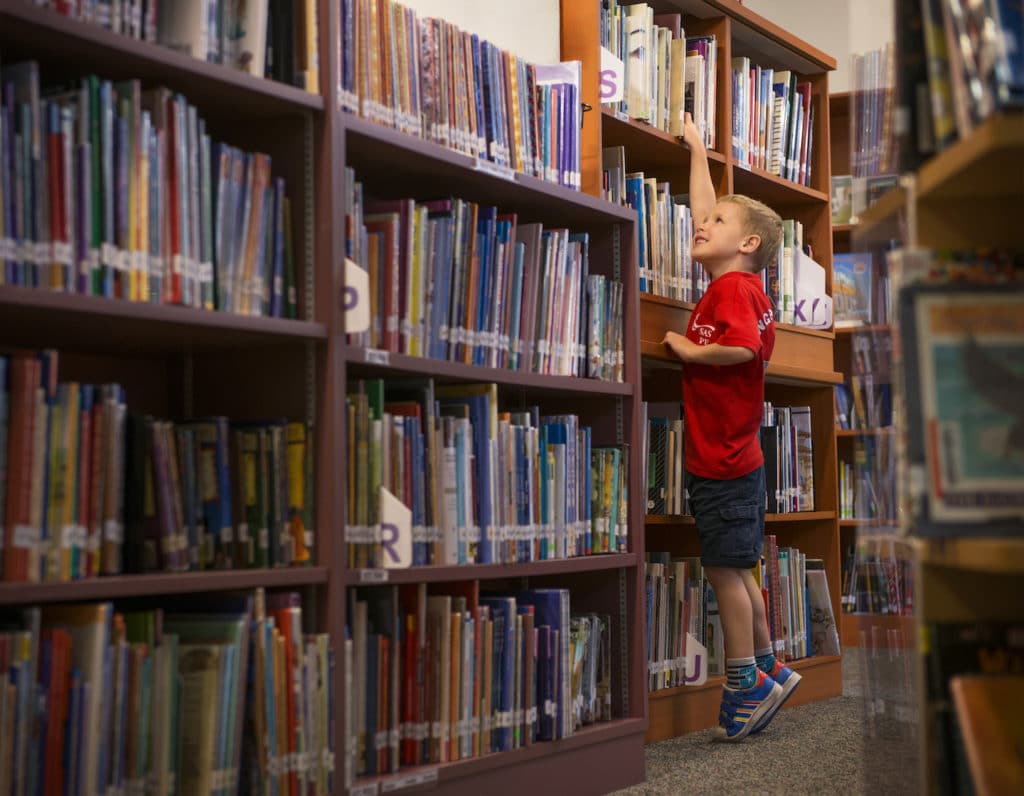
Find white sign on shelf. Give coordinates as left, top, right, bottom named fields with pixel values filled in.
left=600, top=47, right=625, bottom=104
left=684, top=632, right=709, bottom=687
left=343, top=257, right=370, bottom=333
left=380, top=487, right=412, bottom=569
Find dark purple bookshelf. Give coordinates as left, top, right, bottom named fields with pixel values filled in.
left=0, top=0, right=323, bottom=119
left=0, top=285, right=327, bottom=354
left=344, top=553, right=639, bottom=586
left=342, top=344, right=633, bottom=396
left=0, top=567, right=329, bottom=606
left=351, top=719, right=647, bottom=796
left=342, top=113, right=637, bottom=229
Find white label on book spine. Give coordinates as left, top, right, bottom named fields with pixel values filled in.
left=365, top=348, right=389, bottom=366
left=359, top=568, right=388, bottom=583
left=473, top=158, right=515, bottom=182
left=104, top=520, right=124, bottom=543
left=12, top=525, right=39, bottom=550
left=527, top=706, right=538, bottom=724
left=544, top=699, right=557, bottom=718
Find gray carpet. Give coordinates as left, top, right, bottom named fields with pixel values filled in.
left=610, top=656, right=870, bottom=795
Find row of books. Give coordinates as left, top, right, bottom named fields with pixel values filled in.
left=600, top=155, right=710, bottom=304
left=897, top=0, right=1023, bottom=173
left=338, top=0, right=581, bottom=188
left=345, top=380, right=630, bottom=569
left=834, top=377, right=893, bottom=432
left=762, top=537, right=840, bottom=662
left=346, top=584, right=611, bottom=778
left=642, top=402, right=816, bottom=518
left=344, top=172, right=624, bottom=380
left=0, top=350, right=313, bottom=583
left=841, top=537, right=912, bottom=616
left=0, top=589, right=332, bottom=796
left=765, top=218, right=805, bottom=327
left=599, top=2, right=718, bottom=149
left=850, top=45, right=896, bottom=178
left=32, top=0, right=321, bottom=92
left=839, top=436, right=897, bottom=527
left=644, top=553, right=711, bottom=690
left=0, top=62, right=300, bottom=317
left=730, top=57, right=816, bottom=187
left=645, top=539, right=840, bottom=692
left=124, top=415, right=315, bottom=574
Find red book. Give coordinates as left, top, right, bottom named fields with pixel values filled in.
left=3, top=354, right=40, bottom=582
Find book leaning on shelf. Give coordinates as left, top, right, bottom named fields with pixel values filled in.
left=0, top=588, right=333, bottom=796
left=338, top=0, right=581, bottom=189
left=346, top=379, right=629, bottom=569
left=30, top=0, right=321, bottom=91
left=0, top=62, right=300, bottom=318
left=0, top=349, right=314, bottom=583
left=344, top=171, right=624, bottom=380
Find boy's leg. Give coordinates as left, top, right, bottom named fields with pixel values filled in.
left=743, top=567, right=802, bottom=734
left=705, top=567, right=754, bottom=661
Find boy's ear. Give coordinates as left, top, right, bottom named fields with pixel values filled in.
left=739, top=233, right=761, bottom=254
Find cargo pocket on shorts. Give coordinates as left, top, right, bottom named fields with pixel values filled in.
left=718, top=502, right=760, bottom=561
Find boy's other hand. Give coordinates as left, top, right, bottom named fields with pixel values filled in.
left=662, top=330, right=698, bottom=362
left=679, top=112, right=703, bottom=151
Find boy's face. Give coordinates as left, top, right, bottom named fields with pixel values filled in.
left=692, top=201, right=760, bottom=271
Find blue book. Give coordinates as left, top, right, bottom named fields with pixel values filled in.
left=0, top=356, right=7, bottom=575
left=515, top=588, right=571, bottom=739
left=424, top=203, right=454, bottom=360
left=625, top=174, right=647, bottom=292
left=470, top=36, right=487, bottom=157
left=480, top=596, right=516, bottom=750
left=507, top=241, right=525, bottom=370
left=473, top=207, right=497, bottom=366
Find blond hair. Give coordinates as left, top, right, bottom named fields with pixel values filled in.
left=720, top=194, right=783, bottom=273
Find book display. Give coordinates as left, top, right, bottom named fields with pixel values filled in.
left=853, top=2, right=1023, bottom=791
left=564, top=0, right=845, bottom=743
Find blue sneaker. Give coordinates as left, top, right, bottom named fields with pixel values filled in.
left=713, top=669, right=783, bottom=742
left=750, top=661, right=802, bottom=735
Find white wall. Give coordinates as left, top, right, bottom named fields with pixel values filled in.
left=742, top=0, right=893, bottom=92
left=400, top=0, right=561, bottom=65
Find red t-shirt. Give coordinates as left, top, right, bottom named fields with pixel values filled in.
left=682, top=271, right=775, bottom=479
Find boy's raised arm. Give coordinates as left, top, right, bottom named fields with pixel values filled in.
left=680, top=111, right=717, bottom=227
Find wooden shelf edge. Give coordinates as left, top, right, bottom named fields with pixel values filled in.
left=343, top=345, right=632, bottom=395
left=352, top=718, right=646, bottom=793
left=646, top=511, right=835, bottom=525
left=600, top=108, right=728, bottom=163
left=732, top=162, right=830, bottom=203
left=647, top=655, right=842, bottom=701
left=346, top=553, right=639, bottom=585
left=0, top=567, right=329, bottom=605
left=641, top=347, right=841, bottom=384
left=917, top=113, right=1024, bottom=199
left=0, top=284, right=327, bottom=343
left=836, top=427, right=896, bottom=437
left=0, top=1, right=323, bottom=112
left=708, top=0, right=838, bottom=71
left=834, top=323, right=893, bottom=334
left=342, top=113, right=637, bottom=224
left=914, top=537, right=1024, bottom=575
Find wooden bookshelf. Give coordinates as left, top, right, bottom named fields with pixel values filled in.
left=564, top=0, right=844, bottom=745
left=951, top=675, right=1024, bottom=796
left=646, top=654, right=842, bottom=741
left=840, top=613, right=914, bottom=648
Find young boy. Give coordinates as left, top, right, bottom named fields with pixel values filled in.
left=661, top=113, right=800, bottom=741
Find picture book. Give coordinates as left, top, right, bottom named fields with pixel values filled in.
left=833, top=252, right=874, bottom=326
left=900, top=283, right=1024, bottom=533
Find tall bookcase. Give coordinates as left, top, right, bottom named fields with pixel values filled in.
left=0, top=0, right=653, bottom=794
left=829, top=91, right=908, bottom=648
left=855, top=111, right=1024, bottom=795
left=563, top=0, right=844, bottom=743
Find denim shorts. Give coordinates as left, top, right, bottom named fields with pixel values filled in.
left=685, top=466, right=765, bottom=569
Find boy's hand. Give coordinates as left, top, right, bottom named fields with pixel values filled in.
left=679, top=111, right=704, bottom=151
left=662, top=330, right=699, bottom=363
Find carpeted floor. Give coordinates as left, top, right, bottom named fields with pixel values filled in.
left=610, top=656, right=869, bottom=795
